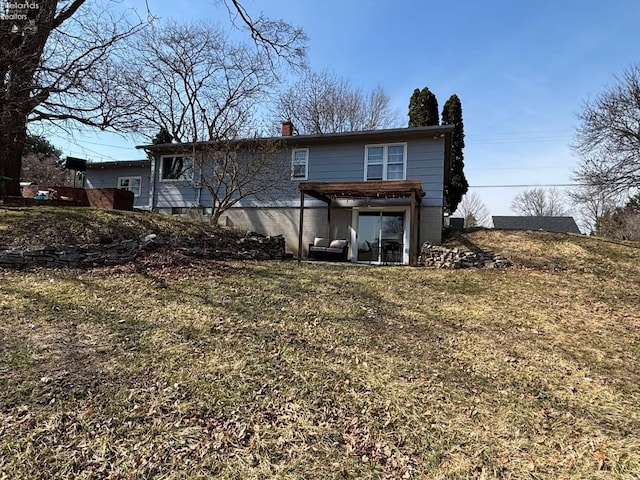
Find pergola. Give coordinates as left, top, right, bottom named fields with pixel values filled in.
left=297, top=180, right=425, bottom=266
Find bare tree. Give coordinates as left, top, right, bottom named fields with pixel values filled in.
left=511, top=187, right=568, bottom=216
left=127, top=14, right=308, bottom=224
left=567, top=184, right=621, bottom=234
left=21, top=154, right=73, bottom=186
left=122, top=20, right=281, bottom=143
left=596, top=193, right=640, bottom=240
left=20, top=134, right=72, bottom=185
left=276, top=70, right=400, bottom=134
left=155, top=138, right=291, bottom=224
left=0, top=0, right=150, bottom=197
left=223, top=0, right=307, bottom=69
left=452, top=192, right=490, bottom=227
left=0, top=0, right=306, bottom=198
left=573, top=64, right=640, bottom=195
left=193, top=139, right=291, bottom=223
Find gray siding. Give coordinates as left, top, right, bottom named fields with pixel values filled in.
left=301, top=136, right=446, bottom=207
left=307, top=143, right=366, bottom=181
left=148, top=134, right=446, bottom=209
left=84, top=166, right=151, bottom=209
left=154, top=181, right=199, bottom=208
left=406, top=138, right=445, bottom=207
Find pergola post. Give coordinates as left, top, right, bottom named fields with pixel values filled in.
left=409, top=193, right=417, bottom=266
left=416, top=198, right=421, bottom=264
left=326, top=198, right=332, bottom=238
left=298, top=189, right=305, bottom=262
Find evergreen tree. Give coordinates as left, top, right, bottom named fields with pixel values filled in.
left=441, top=94, right=468, bottom=212
left=24, top=135, right=62, bottom=158
left=152, top=127, right=174, bottom=145
left=408, top=87, right=439, bottom=127
left=148, top=127, right=174, bottom=160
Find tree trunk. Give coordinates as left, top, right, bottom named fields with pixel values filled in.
left=0, top=114, right=27, bottom=198
left=211, top=209, right=224, bottom=226
left=0, top=1, right=58, bottom=198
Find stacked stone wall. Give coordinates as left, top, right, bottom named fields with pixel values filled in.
left=0, top=232, right=285, bottom=269
left=419, top=242, right=511, bottom=269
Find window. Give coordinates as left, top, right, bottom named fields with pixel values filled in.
left=365, top=144, right=406, bottom=180
left=291, top=148, right=308, bottom=180
left=171, top=207, right=188, bottom=215
left=161, top=155, right=193, bottom=181
left=118, top=176, right=142, bottom=197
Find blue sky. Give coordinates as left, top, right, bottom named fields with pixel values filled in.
left=49, top=0, right=640, bottom=220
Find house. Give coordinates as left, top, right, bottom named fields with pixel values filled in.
left=492, top=216, right=581, bottom=234
left=84, top=124, right=453, bottom=265
left=84, top=160, right=151, bottom=210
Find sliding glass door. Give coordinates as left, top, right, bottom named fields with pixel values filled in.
left=356, top=211, right=405, bottom=264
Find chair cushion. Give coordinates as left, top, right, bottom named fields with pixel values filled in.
left=329, top=239, right=347, bottom=249
left=314, top=237, right=331, bottom=247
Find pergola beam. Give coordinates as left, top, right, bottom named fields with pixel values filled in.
left=299, top=180, right=424, bottom=200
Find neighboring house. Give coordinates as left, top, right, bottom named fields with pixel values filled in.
left=84, top=160, right=151, bottom=210
left=492, top=216, right=581, bottom=234
left=85, top=124, right=453, bottom=265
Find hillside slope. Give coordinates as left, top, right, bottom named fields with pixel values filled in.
left=1, top=212, right=639, bottom=478
left=0, top=206, right=235, bottom=248
left=444, top=228, right=640, bottom=278
left=3, top=207, right=640, bottom=275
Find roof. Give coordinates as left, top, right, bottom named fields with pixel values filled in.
left=492, top=216, right=581, bottom=234
left=86, top=160, right=151, bottom=169
left=136, top=125, right=454, bottom=154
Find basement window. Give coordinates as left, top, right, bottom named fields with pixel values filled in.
left=171, top=207, right=188, bottom=215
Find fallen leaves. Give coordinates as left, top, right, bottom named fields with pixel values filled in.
left=593, top=449, right=608, bottom=470
left=1, top=248, right=639, bottom=478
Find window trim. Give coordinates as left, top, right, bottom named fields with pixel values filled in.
left=159, top=155, right=193, bottom=182
left=117, top=176, right=142, bottom=197
left=364, top=143, right=407, bottom=181
left=291, top=148, right=309, bottom=180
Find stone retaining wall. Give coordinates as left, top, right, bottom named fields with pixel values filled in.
left=0, top=232, right=285, bottom=269
left=419, top=242, right=511, bottom=269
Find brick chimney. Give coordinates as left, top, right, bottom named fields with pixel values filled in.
left=281, top=120, right=294, bottom=137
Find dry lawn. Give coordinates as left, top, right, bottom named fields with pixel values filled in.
left=0, top=206, right=223, bottom=248
left=1, top=222, right=639, bottom=478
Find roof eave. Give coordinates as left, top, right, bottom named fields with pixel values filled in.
left=137, top=125, right=455, bottom=153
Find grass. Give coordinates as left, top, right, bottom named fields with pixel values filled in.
left=0, top=206, right=225, bottom=248
left=1, top=210, right=639, bottom=478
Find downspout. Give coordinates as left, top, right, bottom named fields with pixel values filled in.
left=148, top=152, right=157, bottom=211
left=193, top=140, right=201, bottom=212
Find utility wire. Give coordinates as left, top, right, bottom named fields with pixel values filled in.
left=470, top=183, right=586, bottom=188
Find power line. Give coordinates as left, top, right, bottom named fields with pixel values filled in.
left=76, top=139, right=139, bottom=150
left=466, top=129, right=574, bottom=137
left=478, top=165, right=573, bottom=171
left=61, top=142, right=119, bottom=161
left=470, top=137, right=572, bottom=145
left=470, top=183, right=585, bottom=188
